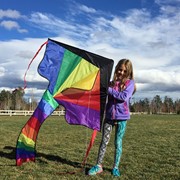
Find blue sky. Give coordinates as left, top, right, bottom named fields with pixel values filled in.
left=0, top=0, right=180, bottom=102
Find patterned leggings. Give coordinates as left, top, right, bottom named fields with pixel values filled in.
left=97, top=119, right=127, bottom=168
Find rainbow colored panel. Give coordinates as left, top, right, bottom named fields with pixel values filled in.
left=16, top=39, right=114, bottom=166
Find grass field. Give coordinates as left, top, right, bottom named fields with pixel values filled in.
left=0, top=115, right=179, bottom=180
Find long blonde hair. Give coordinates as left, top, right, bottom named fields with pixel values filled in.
left=113, top=59, right=136, bottom=93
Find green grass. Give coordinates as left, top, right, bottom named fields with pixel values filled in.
left=0, top=115, right=179, bottom=179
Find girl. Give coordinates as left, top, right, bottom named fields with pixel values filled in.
left=88, top=59, right=136, bottom=177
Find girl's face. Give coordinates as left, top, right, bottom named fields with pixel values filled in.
left=116, top=64, right=127, bottom=81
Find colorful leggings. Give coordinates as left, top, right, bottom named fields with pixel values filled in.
left=97, top=119, right=127, bottom=168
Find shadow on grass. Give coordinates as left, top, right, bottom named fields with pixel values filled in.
left=36, top=152, right=111, bottom=174
left=0, top=146, right=16, bottom=160
left=0, top=146, right=111, bottom=173
left=0, top=146, right=16, bottom=166
left=0, top=146, right=111, bottom=174
left=37, top=151, right=82, bottom=168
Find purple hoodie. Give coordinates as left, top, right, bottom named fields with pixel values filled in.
left=105, top=80, right=135, bottom=120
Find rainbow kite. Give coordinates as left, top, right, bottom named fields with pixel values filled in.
left=16, top=39, right=114, bottom=166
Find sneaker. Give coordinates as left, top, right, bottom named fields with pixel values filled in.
left=112, top=168, right=120, bottom=177
left=88, top=165, right=103, bottom=175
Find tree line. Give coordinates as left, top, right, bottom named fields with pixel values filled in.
left=0, top=89, right=180, bottom=114
left=131, top=95, right=180, bottom=114
left=0, top=88, right=37, bottom=111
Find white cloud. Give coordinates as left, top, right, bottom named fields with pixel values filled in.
left=0, top=9, right=28, bottom=33
left=0, top=38, right=48, bottom=90
left=0, top=20, right=20, bottom=30
left=0, top=9, right=22, bottom=19
left=155, top=0, right=180, bottom=6
left=78, top=5, right=96, bottom=13
left=0, top=67, right=5, bottom=76
left=137, top=69, right=180, bottom=85
left=29, top=12, right=76, bottom=34
left=0, top=20, right=28, bottom=33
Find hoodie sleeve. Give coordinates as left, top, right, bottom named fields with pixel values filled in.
left=108, top=80, right=134, bottom=101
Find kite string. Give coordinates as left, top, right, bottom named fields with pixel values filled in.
left=23, top=40, right=48, bottom=90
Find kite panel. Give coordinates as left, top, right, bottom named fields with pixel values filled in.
left=16, top=39, right=114, bottom=166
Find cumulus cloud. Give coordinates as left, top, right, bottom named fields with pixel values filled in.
left=0, top=20, right=19, bottom=29
left=0, top=20, right=28, bottom=33
left=0, top=38, right=47, bottom=89
left=0, top=9, right=28, bottom=33
left=0, top=9, right=22, bottom=19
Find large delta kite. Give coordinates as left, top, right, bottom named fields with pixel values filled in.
left=16, top=38, right=114, bottom=166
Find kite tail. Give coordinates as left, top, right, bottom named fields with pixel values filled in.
left=23, top=40, right=48, bottom=90
left=16, top=90, right=59, bottom=166
left=81, top=129, right=97, bottom=166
